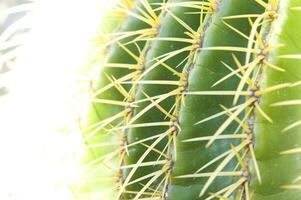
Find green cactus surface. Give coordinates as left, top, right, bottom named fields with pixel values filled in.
left=79, top=0, right=301, bottom=199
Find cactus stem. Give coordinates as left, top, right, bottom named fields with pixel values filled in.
left=127, top=88, right=180, bottom=125
left=206, top=98, right=256, bottom=148
left=82, top=0, right=301, bottom=198
left=222, top=177, right=248, bottom=198
left=200, top=139, right=251, bottom=197
left=117, top=127, right=172, bottom=198
left=100, top=1, right=173, bottom=196
left=156, top=1, right=225, bottom=198
left=153, top=1, right=211, bottom=13
left=120, top=160, right=167, bottom=169
left=215, top=0, right=283, bottom=197
left=186, top=90, right=252, bottom=96
left=176, top=171, right=243, bottom=179
left=139, top=45, right=197, bottom=82
left=115, top=7, right=156, bottom=27
left=110, top=121, right=172, bottom=131
left=91, top=98, right=138, bottom=107
left=92, top=71, right=139, bottom=97
left=182, top=134, right=248, bottom=142
left=83, top=109, right=128, bottom=140
left=104, top=27, right=157, bottom=48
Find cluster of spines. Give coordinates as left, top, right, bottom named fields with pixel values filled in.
left=81, top=0, right=301, bottom=199
left=206, top=1, right=283, bottom=198
left=80, top=0, right=171, bottom=198
left=178, top=1, right=291, bottom=199
left=178, top=0, right=301, bottom=199
left=114, top=1, right=167, bottom=197
left=116, top=2, right=199, bottom=198
left=163, top=0, right=223, bottom=198
left=84, top=0, right=208, bottom=198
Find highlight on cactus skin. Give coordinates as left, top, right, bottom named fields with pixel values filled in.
left=78, top=0, right=301, bottom=199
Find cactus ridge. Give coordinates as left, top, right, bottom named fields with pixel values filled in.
left=81, top=0, right=301, bottom=199
left=114, top=1, right=169, bottom=198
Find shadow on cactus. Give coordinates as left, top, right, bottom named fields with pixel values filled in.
left=78, top=0, right=301, bottom=199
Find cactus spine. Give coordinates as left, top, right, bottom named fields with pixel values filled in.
left=80, top=0, right=301, bottom=199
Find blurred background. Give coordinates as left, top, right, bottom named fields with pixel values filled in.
left=0, top=0, right=30, bottom=97
left=0, top=0, right=111, bottom=199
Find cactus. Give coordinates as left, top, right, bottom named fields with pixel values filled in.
left=79, top=0, right=301, bottom=199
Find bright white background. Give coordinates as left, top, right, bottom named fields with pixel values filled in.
left=0, top=0, right=115, bottom=199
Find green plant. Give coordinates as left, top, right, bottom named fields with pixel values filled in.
left=79, top=0, right=301, bottom=199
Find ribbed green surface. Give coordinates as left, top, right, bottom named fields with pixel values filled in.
left=124, top=0, right=201, bottom=198
left=168, top=1, right=263, bottom=199
left=80, top=0, right=162, bottom=197
left=80, top=0, right=301, bottom=199
left=251, top=0, right=301, bottom=199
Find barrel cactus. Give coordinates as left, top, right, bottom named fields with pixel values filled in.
left=78, top=0, right=301, bottom=199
